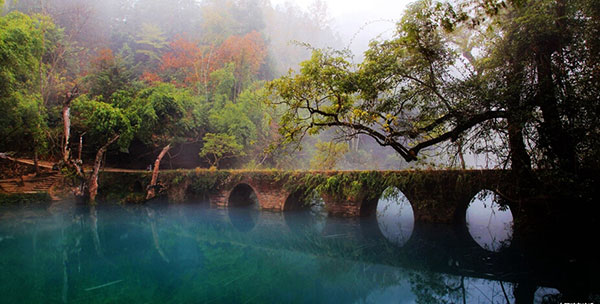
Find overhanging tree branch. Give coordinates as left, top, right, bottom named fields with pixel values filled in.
left=409, top=110, right=507, bottom=156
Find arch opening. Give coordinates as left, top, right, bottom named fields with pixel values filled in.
left=283, top=189, right=327, bottom=234
left=374, top=186, right=415, bottom=247
left=227, top=183, right=259, bottom=232
left=466, top=189, right=514, bottom=252
left=228, top=183, right=259, bottom=208
left=283, top=190, right=307, bottom=211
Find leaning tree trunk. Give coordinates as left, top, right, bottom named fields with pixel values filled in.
left=146, top=144, right=171, bottom=200
left=88, top=135, right=119, bottom=203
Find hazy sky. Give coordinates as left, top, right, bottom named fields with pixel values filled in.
left=271, top=0, right=413, bottom=56
left=270, top=0, right=410, bottom=19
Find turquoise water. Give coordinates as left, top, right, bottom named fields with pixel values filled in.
left=0, top=200, right=595, bottom=303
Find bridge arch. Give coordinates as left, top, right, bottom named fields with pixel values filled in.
left=228, top=183, right=259, bottom=208
left=283, top=189, right=307, bottom=211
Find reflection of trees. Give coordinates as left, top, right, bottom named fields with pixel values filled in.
left=89, top=205, right=103, bottom=257
left=0, top=204, right=593, bottom=303
left=409, top=273, right=518, bottom=304
left=145, top=207, right=170, bottom=263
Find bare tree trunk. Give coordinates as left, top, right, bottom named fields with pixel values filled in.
left=78, top=132, right=86, bottom=162
left=505, top=59, right=534, bottom=192
left=507, top=117, right=532, bottom=173
left=88, top=135, right=119, bottom=203
left=146, top=144, right=171, bottom=200
left=62, top=104, right=71, bottom=163
left=62, top=87, right=78, bottom=164
left=456, top=139, right=466, bottom=169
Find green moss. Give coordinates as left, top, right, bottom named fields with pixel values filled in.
left=188, top=170, right=231, bottom=195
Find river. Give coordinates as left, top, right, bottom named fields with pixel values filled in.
left=0, top=192, right=596, bottom=303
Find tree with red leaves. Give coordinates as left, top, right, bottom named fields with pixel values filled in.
left=215, top=31, right=267, bottom=100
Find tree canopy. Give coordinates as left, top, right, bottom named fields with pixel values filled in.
left=0, top=12, right=54, bottom=156
left=268, top=0, right=600, bottom=176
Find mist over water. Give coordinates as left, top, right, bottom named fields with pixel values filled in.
left=0, top=199, right=589, bottom=303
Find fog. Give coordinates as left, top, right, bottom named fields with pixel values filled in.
left=1, top=0, right=497, bottom=170
left=271, top=0, right=411, bottom=58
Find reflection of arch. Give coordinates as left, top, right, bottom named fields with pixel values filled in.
left=228, top=183, right=258, bottom=207
left=228, top=207, right=259, bottom=232
left=465, top=189, right=514, bottom=252
left=284, top=189, right=327, bottom=234
left=372, top=186, right=415, bottom=247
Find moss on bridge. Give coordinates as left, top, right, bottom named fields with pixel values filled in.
left=96, top=169, right=511, bottom=221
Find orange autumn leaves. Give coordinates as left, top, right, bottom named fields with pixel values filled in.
left=91, top=48, right=116, bottom=71
left=217, top=31, right=267, bottom=84
left=141, top=31, right=267, bottom=92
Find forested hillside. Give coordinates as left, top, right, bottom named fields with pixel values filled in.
left=1, top=0, right=346, bottom=171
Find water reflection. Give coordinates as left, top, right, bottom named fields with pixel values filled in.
left=0, top=202, right=596, bottom=303
left=466, top=189, right=513, bottom=252
left=228, top=207, right=259, bottom=232
left=535, top=287, right=561, bottom=304
left=227, top=183, right=260, bottom=232
left=375, top=187, right=414, bottom=247
left=284, top=190, right=327, bottom=235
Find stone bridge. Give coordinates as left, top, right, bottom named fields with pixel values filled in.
left=101, top=169, right=526, bottom=225
left=188, top=170, right=513, bottom=225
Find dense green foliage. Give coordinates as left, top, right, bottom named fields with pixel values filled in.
left=0, top=0, right=342, bottom=170
left=200, top=133, right=245, bottom=169
left=0, top=12, right=50, bottom=156
left=72, top=96, right=134, bottom=151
